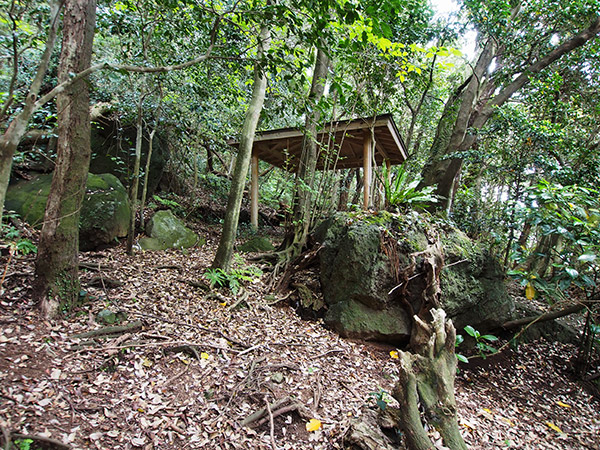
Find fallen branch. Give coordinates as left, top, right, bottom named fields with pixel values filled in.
left=131, top=311, right=249, bottom=349
left=501, top=303, right=585, bottom=330
left=241, top=397, right=291, bottom=427
left=180, top=279, right=210, bottom=291
left=71, top=320, right=142, bottom=339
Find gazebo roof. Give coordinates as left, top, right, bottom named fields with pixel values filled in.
left=230, top=114, right=407, bottom=171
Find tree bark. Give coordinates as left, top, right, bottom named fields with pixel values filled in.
left=0, top=0, right=62, bottom=227
left=393, top=310, right=467, bottom=450
left=284, top=47, right=330, bottom=258
left=212, top=25, right=270, bottom=270
left=126, top=94, right=144, bottom=254
left=421, top=15, right=600, bottom=212
left=35, top=0, right=97, bottom=317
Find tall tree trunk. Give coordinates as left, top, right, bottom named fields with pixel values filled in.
left=285, top=47, right=330, bottom=258
left=212, top=25, right=270, bottom=271
left=0, top=0, right=62, bottom=227
left=35, top=0, right=96, bottom=318
left=421, top=15, right=600, bottom=212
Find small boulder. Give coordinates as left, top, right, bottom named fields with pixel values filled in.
left=139, top=209, right=201, bottom=250
left=238, top=236, right=275, bottom=252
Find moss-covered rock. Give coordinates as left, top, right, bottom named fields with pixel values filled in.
left=139, top=209, right=201, bottom=250
left=238, top=236, right=275, bottom=252
left=6, top=173, right=131, bottom=251
left=314, top=211, right=514, bottom=345
left=325, top=299, right=411, bottom=344
left=79, top=174, right=131, bottom=251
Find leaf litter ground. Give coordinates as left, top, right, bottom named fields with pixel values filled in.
left=0, top=229, right=599, bottom=449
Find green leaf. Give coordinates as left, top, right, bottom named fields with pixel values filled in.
left=456, top=354, right=469, bottom=363
left=565, top=267, right=579, bottom=278
left=464, top=325, right=477, bottom=337
left=578, top=252, right=597, bottom=262
left=481, top=335, right=498, bottom=342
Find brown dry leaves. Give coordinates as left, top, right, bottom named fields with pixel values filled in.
left=0, top=237, right=599, bottom=449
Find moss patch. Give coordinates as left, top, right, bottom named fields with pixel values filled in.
left=141, top=209, right=202, bottom=250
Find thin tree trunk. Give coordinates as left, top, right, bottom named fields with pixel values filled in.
left=126, top=94, right=144, bottom=255
left=35, top=0, right=96, bottom=318
left=286, top=47, right=330, bottom=258
left=212, top=25, right=270, bottom=271
left=140, top=126, right=157, bottom=231
left=0, top=0, right=62, bottom=227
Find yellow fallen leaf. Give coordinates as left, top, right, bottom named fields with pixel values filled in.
left=201, top=352, right=210, bottom=359
left=306, top=418, right=322, bottom=432
left=545, top=422, right=564, bottom=434
left=389, top=350, right=399, bottom=359
left=219, top=302, right=227, bottom=307
left=501, top=417, right=515, bottom=427
left=556, top=401, right=571, bottom=408
left=142, top=357, right=153, bottom=367
left=483, top=408, right=493, bottom=414
left=525, top=282, right=535, bottom=300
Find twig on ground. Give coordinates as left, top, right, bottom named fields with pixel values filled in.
left=265, top=396, right=277, bottom=450
left=130, top=311, right=249, bottom=349
left=1, top=425, right=10, bottom=450
left=71, top=320, right=142, bottom=339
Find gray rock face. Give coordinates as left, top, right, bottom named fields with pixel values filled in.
left=6, top=173, right=131, bottom=251
left=139, top=209, right=201, bottom=250
left=314, top=212, right=514, bottom=345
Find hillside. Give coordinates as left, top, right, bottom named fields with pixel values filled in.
left=1, top=223, right=598, bottom=450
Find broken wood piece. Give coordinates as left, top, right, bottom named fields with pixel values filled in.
left=164, top=344, right=202, bottom=360
left=71, top=320, right=143, bottom=339
left=241, top=397, right=291, bottom=427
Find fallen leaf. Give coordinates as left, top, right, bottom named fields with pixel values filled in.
left=525, top=282, right=535, bottom=300
left=545, top=422, right=565, bottom=434
left=305, top=418, right=322, bottom=432
left=389, top=350, right=399, bottom=359
left=201, top=352, right=210, bottom=359
left=556, top=401, right=571, bottom=408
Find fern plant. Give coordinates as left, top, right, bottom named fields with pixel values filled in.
left=379, top=163, right=438, bottom=210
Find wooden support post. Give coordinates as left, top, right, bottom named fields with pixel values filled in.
left=363, top=130, right=372, bottom=209
left=251, top=152, right=259, bottom=229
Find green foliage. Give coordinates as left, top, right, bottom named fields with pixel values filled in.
left=203, top=254, right=263, bottom=295
left=369, top=387, right=392, bottom=411
left=1, top=215, right=37, bottom=256
left=379, top=163, right=438, bottom=210
left=455, top=333, right=468, bottom=363
left=510, top=180, right=600, bottom=299
left=13, top=438, right=33, bottom=450
left=463, top=325, right=498, bottom=359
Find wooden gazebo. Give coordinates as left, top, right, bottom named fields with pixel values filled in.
left=230, top=114, right=407, bottom=227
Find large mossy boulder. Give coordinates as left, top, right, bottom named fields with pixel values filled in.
left=6, top=173, right=130, bottom=251
left=313, top=212, right=514, bottom=345
left=139, top=209, right=201, bottom=250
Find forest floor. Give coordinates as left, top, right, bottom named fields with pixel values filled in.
left=1, top=222, right=599, bottom=450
